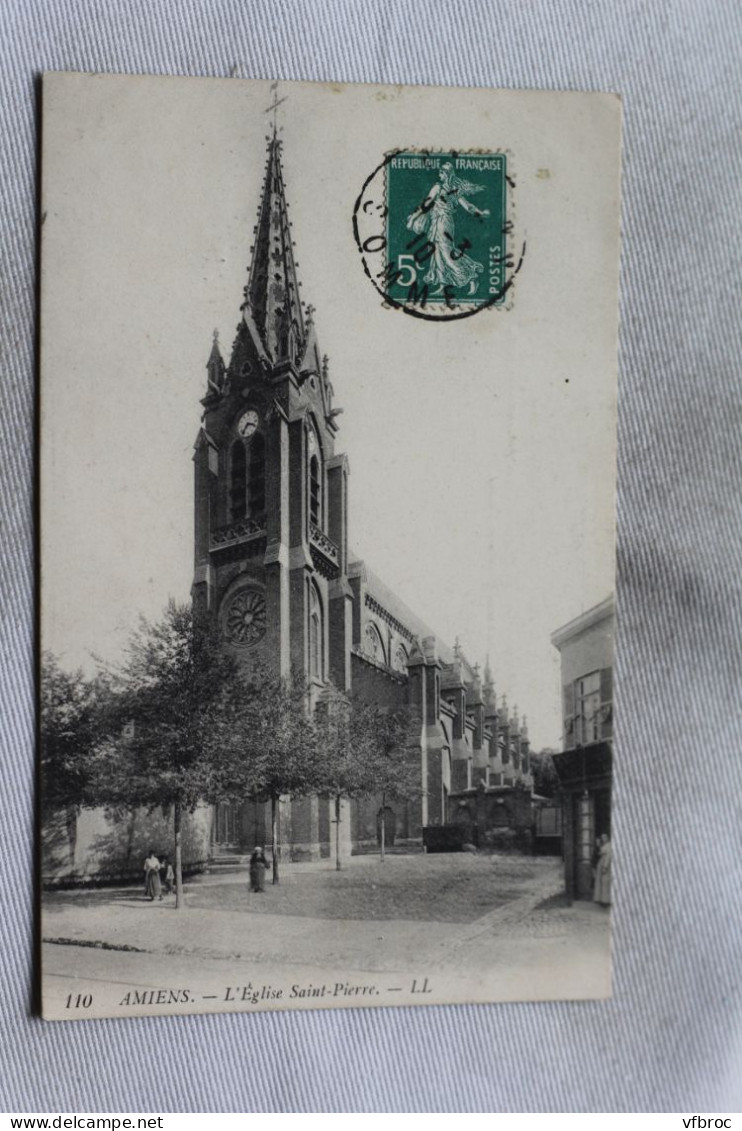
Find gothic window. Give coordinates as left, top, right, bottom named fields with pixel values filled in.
left=393, top=644, right=408, bottom=673
left=247, top=433, right=266, bottom=518
left=307, top=425, right=322, bottom=531
left=364, top=622, right=385, bottom=665
left=230, top=440, right=247, bottom=520
left=287, top=322, right=299, bottom=364
left=309, top=454, right=321, bottom=528
left=309, top=584, right=323, bottom=679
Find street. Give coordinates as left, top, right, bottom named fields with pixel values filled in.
left=42, top=854, right=611, bottom=1019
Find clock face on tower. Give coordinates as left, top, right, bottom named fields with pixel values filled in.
left=236, top=409, right=259, bottom=438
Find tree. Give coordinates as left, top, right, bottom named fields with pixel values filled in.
left=363, top=704, right=420, bottom=863
left=217, top=665, right=323, bottom=885
left=314, top=688, right=417, bottom=867
left=313, top=687, right=365, bottom=871
left=530, top=748, right=561, bottom=798
left=92, top=600, right=243, bottom=908
left=40, top=653, right=100, bottom=813
left=39, top=652, right=109, bottom=862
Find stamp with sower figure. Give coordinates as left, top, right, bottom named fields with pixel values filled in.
left=354, top=149, right=522, bottom=321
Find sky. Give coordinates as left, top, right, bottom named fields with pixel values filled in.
left=41, top=74, right=620, bottom=750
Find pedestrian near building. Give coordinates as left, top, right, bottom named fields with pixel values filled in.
left=249, top=846, right=268, bottom=893
left=161, top=856, right=175, bottom=895
left=144, top=850, right=162, bottom=901
left=593, top=834, right=611, bottom=907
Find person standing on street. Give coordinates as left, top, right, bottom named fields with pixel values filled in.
left=144, top=849, right=162, bottom=901
left=593, top=834, right=611, bottom=907
left=248, top=846, right=268, bottom=893
left=160, top=855, right=175, bottom=896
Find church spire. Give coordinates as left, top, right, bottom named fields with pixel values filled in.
left=483, top=655, right=495, bottom=707
left=205, top=329, right=226, bottom=394
left=243, top=131, right=305, bottom=365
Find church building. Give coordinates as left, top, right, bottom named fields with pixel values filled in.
left=193, top=131, right=534, bottom=861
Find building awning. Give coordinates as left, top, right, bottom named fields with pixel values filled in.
left=552, top=742, right=612, bottom=789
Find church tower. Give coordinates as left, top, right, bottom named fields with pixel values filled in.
left=192, top=132, right=353, bottom=853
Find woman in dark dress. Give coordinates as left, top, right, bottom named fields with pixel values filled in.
left=143, top=850, right=162, bottom=901
left=248, top=846, right=268, bottom=893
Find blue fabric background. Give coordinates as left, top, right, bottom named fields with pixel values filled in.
left=1, top=0, right=740, bottom=1112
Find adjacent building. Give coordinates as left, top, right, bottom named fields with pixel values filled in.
left=551, top=595, right=614, bottom=900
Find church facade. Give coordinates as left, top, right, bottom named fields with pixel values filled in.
left=194, top=133, right=534, bottom=861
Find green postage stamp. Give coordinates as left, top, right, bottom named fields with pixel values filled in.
left=354, top=148, right=515, bottom=319
left=385, top=151, right=508, bottom=310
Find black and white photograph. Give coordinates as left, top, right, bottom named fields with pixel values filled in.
left=40, top=73, right=620, bottom=1021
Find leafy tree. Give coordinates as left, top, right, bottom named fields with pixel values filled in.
left=92, top=600, right=243, bottom=908
left=363, top=704, right=420, bottom=862
left=40, top=652, right=102, bottom=815
left=40, top=653, right=111, bottom=864
left=530, top=748, right=560, bottom=798
left=217, top=664, right=324, bottom=885
left=313, top=687, right=364, bottom=871
left=314, top=688, right=417, bottom=866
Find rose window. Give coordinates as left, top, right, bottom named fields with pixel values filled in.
left=224, top=589, right=266, bottom=647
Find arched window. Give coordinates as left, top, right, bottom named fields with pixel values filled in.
left=247, top=433, right=265, bottom=518
left=287, top=322, right=299, bottom=365
left=230, top=441, right=247, bottom=520
left=309, top=454, right=321, bottom=527
left=364, top=622, right=386, bottom=665
left=309, top=585, right=322, bottom=679
left=393, top=644, right=408, bottom=673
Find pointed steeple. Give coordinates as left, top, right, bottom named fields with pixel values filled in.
left=205, top=329, right=226, bottom=394
left=483, top=655, right=495, bottom=708
left=470, top=662, right=483, bottom=704
left=243, top=131, right=305, bottom=365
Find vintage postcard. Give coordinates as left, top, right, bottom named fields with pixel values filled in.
left=40, top=73, right=620, bottom=1021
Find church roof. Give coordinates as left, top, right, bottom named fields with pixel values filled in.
left=243, top=131, right=305, bottom=364
left=351, top=558, right=474, bottom=674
